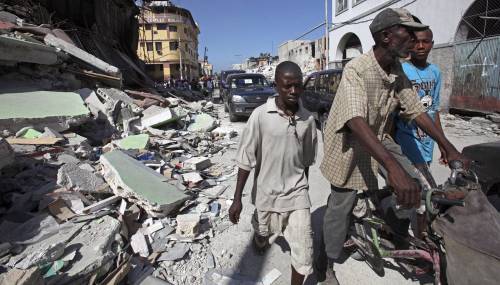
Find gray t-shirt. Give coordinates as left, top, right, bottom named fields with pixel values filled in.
left=236, top=96, right=318, bottom=212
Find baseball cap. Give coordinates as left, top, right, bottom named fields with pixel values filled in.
left=369, top=8, right=428, bottom=34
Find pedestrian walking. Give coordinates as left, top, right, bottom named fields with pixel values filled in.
left=229, top=61, right=318, bottom=285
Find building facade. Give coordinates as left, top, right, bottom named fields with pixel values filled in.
left=329, top=0, right=500, bottom=111
left=137, top=1, right=200, bottom=82
left=278, top=40, right=316, bottom=73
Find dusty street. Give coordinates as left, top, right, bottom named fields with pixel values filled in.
left=203, top=100, right=499, bottom=285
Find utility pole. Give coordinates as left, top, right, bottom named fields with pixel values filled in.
left=325, top=0, right=329, bottom=70
left=203, top=46, right=208, bottom=63
left=178, top=37, right=184, bottom=80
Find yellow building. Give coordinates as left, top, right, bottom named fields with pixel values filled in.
left=137, top=1, right=200, bottom=82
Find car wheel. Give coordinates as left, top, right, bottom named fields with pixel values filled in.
left=229, top=110, right=238, bottom=122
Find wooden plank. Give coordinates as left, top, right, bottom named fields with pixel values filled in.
left=6, top=137, right=63, bottom=145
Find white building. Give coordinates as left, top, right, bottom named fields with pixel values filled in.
left=329, top=0, right=500, bottom=111
left=278, top=40, right=318, bottom=74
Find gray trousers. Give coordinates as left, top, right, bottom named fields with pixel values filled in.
left=322, top=137, right=423, bottom=260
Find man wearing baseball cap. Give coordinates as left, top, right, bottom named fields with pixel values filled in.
left=318, top=8, right=469, bottom=284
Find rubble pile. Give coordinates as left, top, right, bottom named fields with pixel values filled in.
left=0, top=1, right=242, bottom=284
left=442, top=113, right=500, bottom=137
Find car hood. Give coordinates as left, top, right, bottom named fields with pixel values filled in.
left=232, top=87, right=275, bottom=96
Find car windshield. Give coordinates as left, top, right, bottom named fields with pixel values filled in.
left=230, top=76, right=269, bottom=88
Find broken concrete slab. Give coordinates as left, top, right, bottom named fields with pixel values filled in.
left=182, top=172, right=204, bottom=184
left=176, top=214, right=200, bottom=238
left=81, top=195, right=121, bottom=214
left=140, top=106, right=178, bottom=128
left=56, top=153, right=81, bottom=165
left=100, top=150, right=189, bottom=217
left=187, top=113, right=217, bottom=132
left=183, top=157, right=211, bottom=171
left=44, top=33, right=120, bottom=77
left=117, top=134, right=149, bottom=150
left=6, top=216, right=84, bottom=269
left=57, top=215, right=121, bottom=283
left=157, top=243, right=190, bottom=262
left=15, top=127, right=42, bottom=139
left=0, top=137, right=14, bottom=170
left=131, top=231, right=150, bottom=258
left=0, top=91, right=90, bottom=133
left=261, top=268, right=282, bottom=285
left=57, top=162, right=108, bottom=193
left=0, top=34, right=61, bottom=65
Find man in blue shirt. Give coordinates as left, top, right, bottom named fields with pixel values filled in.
left=395, top=27, right=445, bottom=188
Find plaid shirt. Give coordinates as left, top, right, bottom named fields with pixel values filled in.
left=320, top=50, right=426, bottom=191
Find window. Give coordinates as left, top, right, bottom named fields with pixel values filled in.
left=318, top=74, right=328, bottom=92
left=146, top=42, right=153, bottom=51
left=336, top=0, right=348, bottom=14
left=326, top=73, right=342, bottom=95
left=185, top=43, right=188, bottom=49
left=157, top=24, right=167, bottom=30
left=230, top=76, right=269, bottom=88
left=155, top=42, right=162, bottom=54
left=169, top=41, right=179, bottom=51
left=184, top=27, right=188, bottom=34
left=145, top=24, right=152, bottom=30
left=305, top=77, right=316, bottom=91
left=169, top=25, right=177, bottom=32
left=353, top=0, right=366, bottom=6
left=139, top=42, right=145, bottom=48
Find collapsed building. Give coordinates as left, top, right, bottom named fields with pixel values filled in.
left=0, top=1, right=240, bottom=284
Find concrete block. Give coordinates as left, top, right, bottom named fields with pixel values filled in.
left=140, top=106, right=177, bottom=128
left=0, top=91, right=90, bottom=133
left=175, top=214, right=200, bottom=238
left=183, top=156, right=211, bottom=171
left=44, top=33, right=120, bottom=76
left=100, top=150, right=189, bottom=217
left=57, top=162, right=108, bottom=193
left=131, top=231, right=150, bottom=257
left=187, top=113, right=217, bottom=132
left=0, top=138, right=14, bottom=170
left=40, top=127, right=65, bottom=139
left=182, top=172, right=203, bottom=184
left=117, top=134, right=149, bottom=150
left=157, top=242, right=189, bottom=261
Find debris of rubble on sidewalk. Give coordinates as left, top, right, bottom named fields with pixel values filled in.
left=100, top=150, right=190, bottom=217
left=0, top=91, right=90, bottom=133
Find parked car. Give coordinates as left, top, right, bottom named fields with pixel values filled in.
left=301, top=69, right=343, bottom=135
left=219, top=70, right=245, bottom=93
left=223, top=73, right=275, bottom=122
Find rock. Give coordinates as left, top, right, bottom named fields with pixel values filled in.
left=0, top=267, right=43, bottom=285
left=57, top=162, right=108, bottom=193
left=0, top=137, right=14, bottom=170
left=187, top=113, right=217, bottom=132
left=56, top=153, right=80, bottom=165
left=176, top=214, right=201, bottom=238
left=157, top=243, right=190, bottom=262
left=183, top=156, right=211, bottom=171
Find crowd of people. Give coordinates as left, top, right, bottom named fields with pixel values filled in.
left=228, top=8, right=470, bottom=285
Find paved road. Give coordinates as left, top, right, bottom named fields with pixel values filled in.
left=209, top=102, right=497, bottom=285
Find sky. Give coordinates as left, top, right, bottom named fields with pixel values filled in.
left=170, top=0, right=329, bottom=72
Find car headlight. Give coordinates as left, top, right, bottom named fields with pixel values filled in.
left=231, top=95, right=246, bottom=103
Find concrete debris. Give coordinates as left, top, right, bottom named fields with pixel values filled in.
left=0, top=34, right=61, bottom=65
left=182, top=172, right=204, bottom=184
left=187, top=113, right=217, bottom=132
left=183, top=156, right=211, bottom=171
left=157, top=243, right=190, bottom=262
left=117, top=134, right=150, bottom=150
left=131, top=231, right=150, bottom=258
left=176, top=214, right=201, bottom=238
left=57, top=162, right=108, bottom=193
left=140, top=106, right=177, bottom=129
left=261, top=268, right=282, bottom=285
left=100, top=150, right=189, bottom=217
left=40, top=127, right=64, bottom=139
left=44, top=33, right=120, bottom=77
left=0, top=267, right=44, bottom=285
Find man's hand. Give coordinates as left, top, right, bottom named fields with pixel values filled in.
left=444, top=149, right=472, bottom=170
left=387, top=163, right=421, bottom=209
left=229, top=199, right=243, bottom=224
left=438, top=145, right=448, bottom=165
